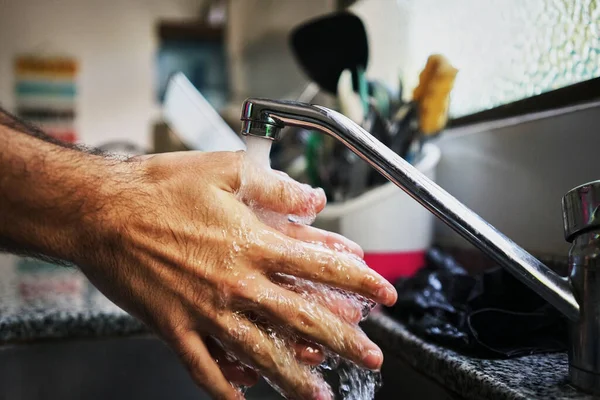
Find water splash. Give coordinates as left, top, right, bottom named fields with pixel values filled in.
left=234, top=136, right=381, bottom=399
left=244, top=136, right=272, bottom=169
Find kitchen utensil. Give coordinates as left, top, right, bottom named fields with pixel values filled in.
left=353, top=105, right=393, bottom=195
left=404, top=55, right=458, bottom=163
left=337, top=69, right=365, bottom=125
left=307, top=69, right=364, bottom=200
left=366, top=108, right=397, bottom=188
left=390, top=102, right=418, bottom=159
left=339, top=104, right=394, bottom=198
left=368, top=80, right=392, bottom=119
left=305, top=131, right=324, bottom=189
left=412, top=54, right=458, bottom=136
left=295, top=82, right=320, bottom=103
left=397, top=72, right=404, bottom=104
left=355, top=66, right=370, bottom=116
left=163, top=72, right=246, bottom=152
left=290, top=11, right=368, bottom=95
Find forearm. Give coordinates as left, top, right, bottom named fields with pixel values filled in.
left=0, top=109, right=129, bottom=264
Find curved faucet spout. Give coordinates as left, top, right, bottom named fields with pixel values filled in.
left=240, top=98, right=580, bottom=321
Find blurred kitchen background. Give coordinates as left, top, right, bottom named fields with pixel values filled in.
left=2, top=1, right=600, bottom=399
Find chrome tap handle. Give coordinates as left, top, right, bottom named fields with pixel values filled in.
left=563, top=181, right=600, bottom=394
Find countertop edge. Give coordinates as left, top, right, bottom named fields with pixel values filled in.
left=0, top=310, right=147, bottom=343
left=363, top=312, right=530, bottom=400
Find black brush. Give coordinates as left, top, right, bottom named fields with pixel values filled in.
left=290, top=11, right=368, bottom=94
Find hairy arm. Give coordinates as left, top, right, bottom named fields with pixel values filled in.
left=0, top=108, right=129, bottom=265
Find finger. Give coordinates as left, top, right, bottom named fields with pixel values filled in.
left=259, top=233, right=397, bottom=306
left=294, top=339, right=325, bottom=366
left=242, top=308, right=325, bottom=365
left=239, top=277, right=383, bottom=370
left=323, top=294, right=364, bottom=324
left=222, top=315, right=334, bottom=400
left=239, top=162, right=326, bottom=216
left=172, top=331, right=243, bottom=400
left=271, top=274, right=363, bottom=324
left=279, top=222, right=364, bottom=258
left=206, top=336, right=260, bottom=387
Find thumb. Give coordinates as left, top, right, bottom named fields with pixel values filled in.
left=239, top=162, right=326, bottom=216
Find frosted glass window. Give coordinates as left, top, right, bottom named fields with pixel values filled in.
left=393, top=0, right=600, bottom=117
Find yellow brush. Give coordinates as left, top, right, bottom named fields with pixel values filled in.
left=412, top=54, right=458, bottom=136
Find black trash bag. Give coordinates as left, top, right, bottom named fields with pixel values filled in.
left=384, top=248, right=568, bottom=358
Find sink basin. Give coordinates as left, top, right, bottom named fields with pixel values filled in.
left=0, top=333, right=458, bottom=399
left=0, top=335, right=283, bottom=400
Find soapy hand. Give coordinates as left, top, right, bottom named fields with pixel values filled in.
left=77, top=151, right=397, bottom=399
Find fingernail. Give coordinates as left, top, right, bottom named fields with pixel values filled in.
left=314, top=387, right=333, bottom=400
left=363, top=348, right=383, bottom=370
left=300, top=345, right=325, bottom=365
left=312, top=188, right=326, bottom=205
left=313, top=187, right=326, bottom=198
left=345, top=241, right=364, bottom=257
left=377, top=285, right=397, bottom=306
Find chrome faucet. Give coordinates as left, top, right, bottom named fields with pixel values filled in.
left=239, top=98, right=600, bottom=394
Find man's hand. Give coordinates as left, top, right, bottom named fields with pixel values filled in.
left=78, top=151, right=395, bottom=399
left=0, top=112, right=397, bottom=400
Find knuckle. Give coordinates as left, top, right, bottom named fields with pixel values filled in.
left=208, top=151, right=244, bottom=188
left=251, top=341, right=276, bottom=371
left=223, top=321, right=277, bottom=371
left=229, top=278, right=254, bottom=301
left=230, top=151, right=244, bottom=181
left=139, top=155, right=169, bottom=183
left=276, top=179, right=288, bottom=204
left=250, top=239, right=285, bottom=270
left=360, top=270, right=377, bottom=291
left=161, top=315, right=192, bottom=343
left=311, top=252, right=335, bottom=280
left=294, top=307, right=317, bottom=332
left=184, top=277, right=213, bottom=310
left=228, top=150, right=244, bottom=171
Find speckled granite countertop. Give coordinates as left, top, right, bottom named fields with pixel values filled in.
left=0, top=258, right=146, bottom=342
left=0, top=257, right=593, bottom=399
left=363, top=311, right=595, bottom=400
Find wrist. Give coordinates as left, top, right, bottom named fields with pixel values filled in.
left=62, top=157, right=142, bottom=268
left=0, top=125, right=134, bottom=266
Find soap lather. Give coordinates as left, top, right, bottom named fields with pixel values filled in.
left=239, top=98, right=600, bottom=395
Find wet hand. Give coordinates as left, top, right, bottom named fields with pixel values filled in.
left=77, top=151, right=397, bottom=400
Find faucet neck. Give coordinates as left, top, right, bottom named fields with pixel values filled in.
left=572, top=231, right=600, bottom=249
left=239, top=98, right=580, bottom=321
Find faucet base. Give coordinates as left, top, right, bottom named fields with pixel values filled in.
left=570, top=366, right=600, bottom=395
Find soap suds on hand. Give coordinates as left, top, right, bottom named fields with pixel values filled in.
left=228, top=136, right=381, bottom=399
